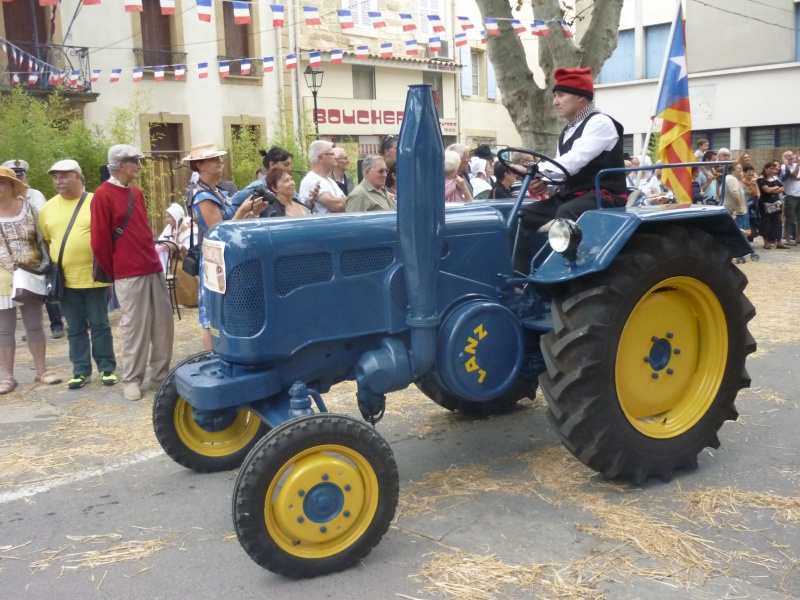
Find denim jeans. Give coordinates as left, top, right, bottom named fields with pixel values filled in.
left=60, top=287, right=117, bottom=377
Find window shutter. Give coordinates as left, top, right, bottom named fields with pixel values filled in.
left=460, top=46, right=472, bottom=96
left=487, top=55, right=496, bottom=100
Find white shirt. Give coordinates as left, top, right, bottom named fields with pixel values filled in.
left=782, top=162, right=800, bottom=196
left=638, top=173, right=662, bottom=196
left=25, top=188, right=46, bottom=213
left=539, top=113, right=619, bottom=181
left=299, top=171, right=344, bottom=214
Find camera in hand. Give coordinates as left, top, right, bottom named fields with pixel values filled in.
left=251, top=185, right=278, bottom=205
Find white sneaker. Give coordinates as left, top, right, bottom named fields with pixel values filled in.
left=123, top=383, right=142, bottom=401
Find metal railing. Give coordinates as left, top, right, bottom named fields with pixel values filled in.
left=133, top=48, right=188, bottom=72
left=0, top=43, right=92, bottom=92
left=216, top=55, right=262, bottom=78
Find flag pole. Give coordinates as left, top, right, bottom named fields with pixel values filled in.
left=639, top=0, right=683, bottom=170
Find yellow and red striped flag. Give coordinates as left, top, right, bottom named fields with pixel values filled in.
left=655, top=3, right=692, bottom=203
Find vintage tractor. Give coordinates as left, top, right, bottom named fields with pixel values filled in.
left=152, top=85, right=755, bottom=578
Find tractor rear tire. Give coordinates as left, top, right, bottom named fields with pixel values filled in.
left=415, top=375, right=537, bottom=417
left=540, top=226, right=755, bottom=484
left=152, top=351, right=270, bottom=473
left=233, top=414, right=399, bottom=578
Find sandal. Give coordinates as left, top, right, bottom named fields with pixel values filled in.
left=35, top=372, right=62, bottom=385
left=0, top=377, right=17, bottom=394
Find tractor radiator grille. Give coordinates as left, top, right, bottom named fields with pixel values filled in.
left=274, top=253, right=334, bottom=296
left=341, top=247, right=394, bottom=277
left=223, top=259, right=265, bottom=337
left=390, top=268, right=409, bottom=310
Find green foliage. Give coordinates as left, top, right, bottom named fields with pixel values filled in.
left=648, top=131, right=661, bottom=164
left=230, top=118, right=263, bottom=188
left=0, top=87, right=107, bottom=196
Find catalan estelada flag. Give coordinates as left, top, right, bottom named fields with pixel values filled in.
left=654, top=3, right=692, bottom=204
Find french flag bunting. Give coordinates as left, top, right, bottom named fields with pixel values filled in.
left=28, top=72, right=39, bottom=85
left=405, top=39, right=418, bottom=56
left=263, top=56, right=274, bottom=72
left=124, top=0, right=142, bottom=12
left=241, top=59, right=251, bottom=75
left=39, top=0, right=58, bottom=5
left=457, top=16, right=473, bottom=31
left=531, top=21, right=550, bottom=36
left=511, top=19, right=525, bottom=35
left=198, top=62, right=209, bottom=78
left=196, top=0, right=212, bottom=22
left=91, top=69, right=101, bottom=82
left=428, top=36, right=441, bottom=52
left=356, top=45, right=368, bottom=59
left=330, top=49, right=343, bottom=64
left=427, top=14, right=445, bottom=33
left=110, top=68, right=121, bottom=83
left=69, top=71, right=80, bottom=84
left=399, top=14, right=416, bottom=32
left=480, top=30, right=485, bottom=44
left=154, top=66, right=165, bottom=81
left=337, top=9, right=354, bottom=29
left=454, top=32, right=467, bottom=47
left=82, top=0, right=102, bottom=5
left=380, top=43, right=392, bottom=58
left=11, top=73, right=19, bottom=85
left=485, top=18, right=500, bottom=35
left=58, top=71, right=66, bottom=85
left=368, top=11, right=386, bottom=29
left=233, top=2, right=250, bottom=24
left=1, top=40, right=6, bottom=56
left=132, top=67, right=143, bottom=82
left=309, top=51, right=321, bottom=68
left=560, top=19, right=573, bottom=37
left=270, top=5, right=284, bottom=27
left=219, top=61, right=230, bottom=77
left=48, top=71, right=57, bottom=86
left=175, top=64, right=186, bottom=79
left=286, top=53, right=297, bottom=70
left=160, top=0, right=175, bottom=15
left=303, top=6, right=321, bottom=26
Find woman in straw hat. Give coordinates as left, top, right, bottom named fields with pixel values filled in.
left=0, top=167, right=62, bottom=393
left=183, top=142, right=268, bottom=349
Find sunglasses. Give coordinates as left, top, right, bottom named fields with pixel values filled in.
left=380, top=135, right=397, bottom=152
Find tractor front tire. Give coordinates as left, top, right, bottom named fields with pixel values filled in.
left=415, top=375, right=537, bottom=417
left=233, top=414, right=399, bottom=578
left=540, top=226, right=755, bottom=484
left=152, top=351, right=269, bottom=472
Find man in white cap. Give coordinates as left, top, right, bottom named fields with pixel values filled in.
left=2, top=159, right=66, bottom=339
left=39, top=159, right=118, bottom=389
left=91, top=145, right=173, bottom=401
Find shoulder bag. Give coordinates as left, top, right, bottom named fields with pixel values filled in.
left=1, top=209, right=48, bottom=304
left=92, top=186, right=135, bottom=283
left=46, top=192, right=88, bottom=303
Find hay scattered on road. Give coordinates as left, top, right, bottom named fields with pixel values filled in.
left=739, top=258, right=800, bottom=353
left=685, top=487, right=800, bottom=527
left=30, top=534, right=173, bottom=574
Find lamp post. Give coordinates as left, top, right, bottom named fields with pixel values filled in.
left=304, top=66, right=324, bottom=138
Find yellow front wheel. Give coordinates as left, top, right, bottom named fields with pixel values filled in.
left=233, top=414, right=399, bottom=578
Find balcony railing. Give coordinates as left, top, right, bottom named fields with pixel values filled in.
left=0, top=43, right=92, bottom=93
left=216, top=55, right=262, bottom=78
left=133, top=48, right=189, bottom=74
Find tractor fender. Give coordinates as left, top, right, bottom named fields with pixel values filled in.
left=530, top=205, right=752, bottom=285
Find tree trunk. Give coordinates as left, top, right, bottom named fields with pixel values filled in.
left=475, top=0, right=624, bottom=154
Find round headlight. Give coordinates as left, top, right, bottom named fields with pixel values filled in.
left=547, top=219, right=582, bottom=255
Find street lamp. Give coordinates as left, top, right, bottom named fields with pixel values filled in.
left=304, top=65, right=324, bottom=138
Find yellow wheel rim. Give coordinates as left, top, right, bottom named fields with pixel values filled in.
left=264, top=444, right=379, bottom=559
left=615, top=276, right=727, bottom=438
left=173, top=397, right=262, bottom=457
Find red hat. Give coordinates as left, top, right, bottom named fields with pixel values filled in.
left=553, top=67, right=594, bottom=100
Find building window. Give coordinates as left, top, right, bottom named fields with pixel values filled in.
left=342, top=0, right=377, bottom=28
left=139, top=0, right=173, bottom=67
left=418, top=0, right=445, bottom=37
left=2, top=0, right=48, bottom=72
left=746, top=125, right=800, bottom=148
left=599, top=29, right=635, bottom=84
left=222, top=0, right=250, bottom=75
left=644, top=23, right=670, bottom=79
left=622, top=134, right=634, bottom=157
left=352, top=66, right=375, bottom=100
left=423, top=71, right=443, bottom=118
left=693, top=129, right=731, bottom=151
left=470, top=50, right=480, bottom=96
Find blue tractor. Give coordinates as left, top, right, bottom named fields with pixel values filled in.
left=152, top=85, right=755, bottom=578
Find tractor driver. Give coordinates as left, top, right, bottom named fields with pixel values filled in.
left=515, top=67, right=627, bottom=272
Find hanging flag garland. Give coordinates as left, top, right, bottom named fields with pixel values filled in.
left=427, top=15, right=445, bottom=33
left=380, top=43, right=392, bottom=58
left=457, top=16, right=474, bottom=31
left=197, top=62, right=209, bottom=78
left=270, top=4, right=284, bottom=27
left=309, top=51, right=321, bottom=67
left=285, top=53, right=297, bottom=70
left=263, top=57, right=274, bottom=72
left=196, top=0, right=212, bottom=23
left=233, top=1, right=250, bottom=25
left=124, top=0, right=143, bottom=12
left=337, top=9, right=354, bottom=30
left=303, top=6, right=321, bottom=27
left=399, top=14, right=416, bottom=32
left=356, top=45, right=368, bottom=59
left=368, top=11, right=386, bottom=29
left=160, top=0, right=175, bottom=15
left=531, top=21, right=550, bottom=36
left=429, top=36, right=441, bottom=52
left=405, top=39, right=418, bottom=56
left=241, top=59, right=251, bottom=75
left=330, top=49, right=343, bottom=64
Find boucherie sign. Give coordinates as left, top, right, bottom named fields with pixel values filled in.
left=315, top=108, right=404, bottom=126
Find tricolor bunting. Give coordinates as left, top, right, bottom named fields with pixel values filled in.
left=124, top=0, right=142, bottom=12
left=154, top=66, right=165, bottom=81
left=132, top=67, right=143, bottom=82
left=531, top=20, right=550, bottom=36
left=91, top=69, right=101, bottom=82
left=309, top=51, right=321, bottom=68
left=196, top=0, right=212, bottom=22
left=368, top=11, right=386, bottom=29
left=405, top=39, right=418, bottom=56
left=110, top=68, right=121, bottom=83
left=219, top=61, right=230, bottom=77
left=197, top=62, right=209, bottom=78
left=427, top=14, right=445, bottom=33
left=399, top=14, right=416, bottom=32
left=241, top=59, right=251, bottom=75
left=39, top=0, right=58, bottom=5
left=454, top=32, right=467, bottom=47
left=82, top=0, right=101, bottom=5
left=285, top=54, right=297, bottom=70
left=337, top=9, right=354, bottom=29
left=356, top=45, right=368, bottom=59
left=428, top=36, right=441, bottom=52
left=380, top=43, right=392, bottom=58
left=480, top=30, right=485, bottom=44
left=654, top=3, right=693, bottom=204
left=28, top=72, right=39, bottom=85
left=160, top=0, right=175, bottom=15
left=485, top=18, right=499, bottom=35
left=175, top=64, right=186, bottom=79
left=233, top=2, right=250, bottom=24
left=457, top=16, right=473, bottom=31
left=303, top=7, right=321, bottom=26
left=269, top=4, right=284, bottom=27
left=330, top=49, right=343, bottom=64
left=511, top=20, right=525, bottom=35
left=560, top=20, right=573, bottom=37
left=263, top=56, right=274, bottom=72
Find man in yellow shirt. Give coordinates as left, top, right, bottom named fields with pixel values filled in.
left=38, top=160, right=117, bottom=390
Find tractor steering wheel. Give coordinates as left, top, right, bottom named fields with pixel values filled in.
left=496, top=147, right=570, bottom=186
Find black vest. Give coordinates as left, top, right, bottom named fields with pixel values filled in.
left=557, top=112, right=627, bottom=197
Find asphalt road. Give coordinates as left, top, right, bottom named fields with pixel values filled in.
left=1, top=248, right=799, bottom=600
